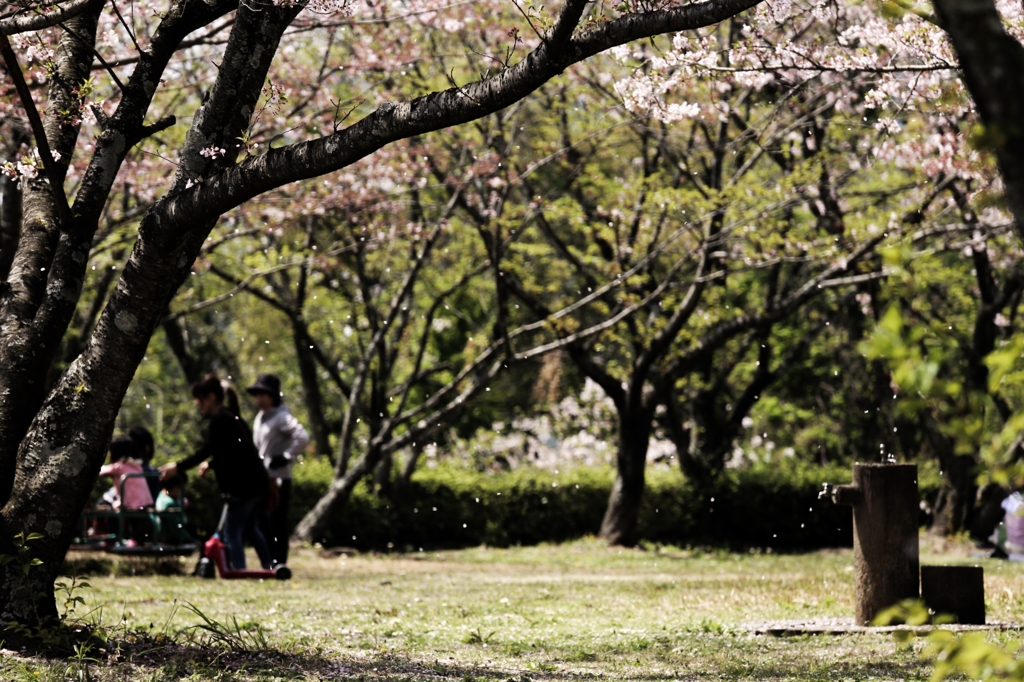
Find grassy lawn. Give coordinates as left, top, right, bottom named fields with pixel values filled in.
left=3, top=536, right=1023, bottom=680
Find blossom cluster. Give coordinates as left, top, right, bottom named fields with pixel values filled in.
left=0, top=149, right=61, bottom=182
left=444, top=379, right=677, bottom=470
left=199, top=146, right=228, bottom=160
left=606, top=0, right=1019, bottom=184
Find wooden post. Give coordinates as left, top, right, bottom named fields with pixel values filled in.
left=832, top=463, right=919, bottom=625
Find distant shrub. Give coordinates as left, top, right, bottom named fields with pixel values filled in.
left=181, top=457, right=939, bottom=551
left=639, top=461, right=855, bottom=550
left=285, top=461, right=612, bottom=550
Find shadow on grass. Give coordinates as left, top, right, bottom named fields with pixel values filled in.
left=8, top=633, right=932, bottom=682
left=61, top=640, right=578, bottom=680
left=717, top=658, right=929, bottom=682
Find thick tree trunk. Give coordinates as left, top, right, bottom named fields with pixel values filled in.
left=0, top=179, right=69, bottom=505
left=0, top=224, right=190, bottom=626
left=599, top=408, right=654, bottom=546
left=0, top=172, right=20, bottom=281
left=0, top=7, right=102, bottom=505
left=0, top=234, right=246, bottom=624
left=0, top=529, right=61, bottom=630
left=930, top=0, right=1024, bottom=244
left=0, top=0, right=297, bottom=625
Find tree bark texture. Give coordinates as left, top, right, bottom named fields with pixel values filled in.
left=0, top=8, right=101, bottom=506
left=0, top=0, right=293, bottom=624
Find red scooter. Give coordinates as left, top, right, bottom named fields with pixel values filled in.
left=198, top=535, right=291, bottom=580
left=195, top=505, right=292, bottom=580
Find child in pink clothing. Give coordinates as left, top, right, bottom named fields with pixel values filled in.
left=99, top=437, right=154, bottom=510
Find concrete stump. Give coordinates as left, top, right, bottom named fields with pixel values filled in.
left=832, top=463, right=920, bottom=625
left=921, top=565, right=985, bottom=625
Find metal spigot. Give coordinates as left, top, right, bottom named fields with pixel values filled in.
left=820, top=481, right=862, bottom=505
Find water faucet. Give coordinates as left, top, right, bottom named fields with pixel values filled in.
left=819, top=480, right=862, bottom=505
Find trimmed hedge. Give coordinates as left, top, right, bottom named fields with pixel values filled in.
left=180, top=458, right=942, bottom=551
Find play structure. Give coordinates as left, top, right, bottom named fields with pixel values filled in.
left=70, top=471, right=198, bottom=557
left=73, top=472, right=292, bottom=580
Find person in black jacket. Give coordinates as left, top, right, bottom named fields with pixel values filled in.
left=161, top=374, right=272, bottom=570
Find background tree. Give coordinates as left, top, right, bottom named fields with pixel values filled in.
left=412, top=59, right=901, bottom=544
left=605, top=0, right=1022, bottom=538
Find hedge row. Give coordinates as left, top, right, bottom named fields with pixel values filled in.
left=180, top=459, right=942, bottom=551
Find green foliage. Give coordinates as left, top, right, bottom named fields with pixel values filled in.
left=927, top=631, right=1024, bottom=682
left=174, top=457, right=952, bottom=551
left=0, top=531, right=45, bottom=576
left=863, top=296, right=1024, bottom=481
left=875, top=599, right=1024, bottom=682
left=63, top=640, right=99, bottom=682
left=864, top=305, right=951, bottom=404
left=1, top=533, right=98, bottom=657
left=298, top=461, right=614, bottom=549
left=642, top=462, right=851, bottom=549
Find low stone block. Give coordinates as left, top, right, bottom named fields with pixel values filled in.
left=921, top=565, right=985, bottom=625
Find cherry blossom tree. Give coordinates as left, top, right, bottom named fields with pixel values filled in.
left=0, top=0, right=774, bottom=626
left=379, top=59, right=910, bottom=545
left=164, top=0, right=1019, bottom=546
left=593, top=0, right=1019, bottom=541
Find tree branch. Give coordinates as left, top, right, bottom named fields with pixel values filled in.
left=154, top=0, right=765, bottom=234
left=0, top=0, right=101, bottom=34
left=665, top=232, right=887, bottom=378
